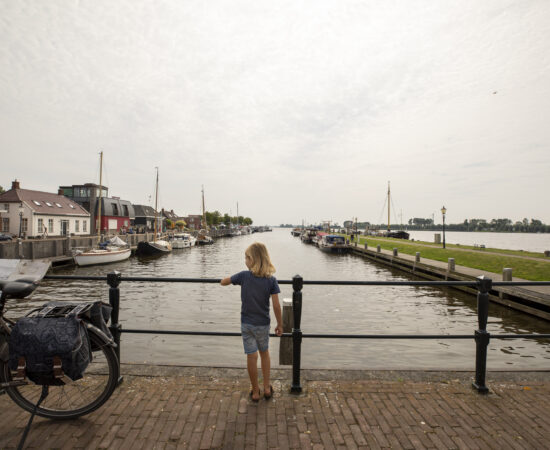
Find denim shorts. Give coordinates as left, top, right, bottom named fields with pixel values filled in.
left=241, top=323, right=270, bottom=354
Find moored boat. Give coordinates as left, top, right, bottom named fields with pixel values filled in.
left=75, top=247, right=131, bottom=266
left=318, top=234, right=349, bottom=253
left=136, top=239, right=172, bottom=255
left=300, top=228, right=318, bottom=244
left=172, top=233, right=196, bottom=249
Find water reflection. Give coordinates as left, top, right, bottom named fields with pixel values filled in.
left=5, top=228, right=550, bottom=369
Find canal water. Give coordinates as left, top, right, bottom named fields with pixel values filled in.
left=7, top=228, right=550, bottom=370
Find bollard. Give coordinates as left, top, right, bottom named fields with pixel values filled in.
left=107, top=271, right=123, bottom=384
left=278, top=298, right=293, bottom=365
left=393, top=248, right=398, bottom=257
left=500, top=268, right=512, bottom=300
left=364, top=243, right=368, bottom=250
left=291, top=275, right=303, bottom=393
left=415, top=252, right=420, bottom=262
left=377, top=245, right=381, bottom=253
left=473, top=275, right=491, bottom=394
left=448, top=258, right=455, bottom=272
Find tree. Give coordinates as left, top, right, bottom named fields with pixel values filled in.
left=0, top=186, right=4, bottom=195
left=175, top=220, right=186, bottom=230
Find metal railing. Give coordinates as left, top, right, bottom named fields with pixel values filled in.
left=44, top=272, right=550, bottom=394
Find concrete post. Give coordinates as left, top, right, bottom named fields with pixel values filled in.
left=434, top=233, right=441, bottom=244
left=279, top=298, right=293, bottom=365
left=500, top=268, right=513, bottom=300
left=393, top=248, right=398, bottom=257
left=448, top=258, right=455, bottom=272
left=364, top=243, right=368, bottom=250
left=377, top=245, right=381, bottom=253
left=415, top=252, right=420, bottom=262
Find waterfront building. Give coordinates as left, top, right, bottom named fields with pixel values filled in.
left=60, top=183, right=135, bottom=234
left=0, top=180, right=90, bottom=237
left=183, top=215, right=202, bottom=230
left=133, top=204, right=157, bottom=233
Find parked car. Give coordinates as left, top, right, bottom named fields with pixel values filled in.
left=0, top=233, right=13, bottom=241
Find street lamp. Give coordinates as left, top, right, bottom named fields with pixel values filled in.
left=18, top=202, right=24, bottom=238
left=441, top=206, right=447, bottom=249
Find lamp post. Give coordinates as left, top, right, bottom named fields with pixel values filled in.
left=18, top=202, right=24, bottom=238
left=441, top=206, right=447, bottom=249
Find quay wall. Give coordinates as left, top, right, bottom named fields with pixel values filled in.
left=348, top=244, right=550, bottom=321
left=0, top=229, right=234, bottom=263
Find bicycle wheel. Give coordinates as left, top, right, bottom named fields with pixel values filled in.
left=1, top=329, right=119, bottom=419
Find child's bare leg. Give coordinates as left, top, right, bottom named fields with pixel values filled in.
left=259, top=349, right=271, bottom=394
left=247, top=352, right=260, bottom=399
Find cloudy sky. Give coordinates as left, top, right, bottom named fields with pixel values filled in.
left=1, top=0, right=549, bottom=225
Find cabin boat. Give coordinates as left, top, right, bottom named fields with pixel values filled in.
left=291, top=228, right=302, bottom=236
left=137, top=239, right=172, bottom=255
left=318, top=234, right=349, bottom=253
left=172, top=233, right=197, bottom=249
left=196, top=229, right=214, bottom=245
left=300, top=228, right=318, bottom=244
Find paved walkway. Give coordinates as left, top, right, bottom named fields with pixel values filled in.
left=1, top=366, right=550, bottom=449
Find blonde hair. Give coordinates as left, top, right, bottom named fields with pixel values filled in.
left=246, top=242, right=276, bottom=278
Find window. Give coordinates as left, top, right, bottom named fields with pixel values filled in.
left=4, top=204, right=9, bottom=212
left=55, top=203, right=62, bottom=208
left=38, top=218, right=43, bottom=231
left=21, top=218, right=28, bottom=233
left=2, top=218, right=8, bottom=232
left=33, top=200, right=41, bottom=206
left=45, top=202, right=53, bottom=207
left=83, top=220, right=87, bottom=232
left=69, top=204, right=75, bottom=209
left=48, top=219, right=54, bottom=233
left=112, top=203, right=119, bottom=216
left=75, top=220, right=79, bottom=232
left=123, top=205, right=129, bottom=216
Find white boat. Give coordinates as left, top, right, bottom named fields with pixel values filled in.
left=74, top=246, right=131, bottom=266
left=74, top=153, right=132, bottom=266
left=172, top=233, right=197, bottom=249
left=318, top=234, right=349, bottom=253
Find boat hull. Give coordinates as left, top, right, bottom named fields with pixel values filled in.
left=75, top=248, right=131, bottom=266
left=136, top=241, right=172, bottom=255
left=318, top=245, right=350, bottom=254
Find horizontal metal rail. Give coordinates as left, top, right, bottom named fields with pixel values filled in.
left=121, top=329, right=550, bottom=339
left=43, top=275, right=550, bottom=287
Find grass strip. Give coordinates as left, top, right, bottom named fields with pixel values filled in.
left=342, top=235, right=550, bottom=281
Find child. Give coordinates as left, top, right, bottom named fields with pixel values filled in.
left=221, top=242, right=282, bottom=402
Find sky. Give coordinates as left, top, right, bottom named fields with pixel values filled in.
left=1, top=0, right=550, bottom=226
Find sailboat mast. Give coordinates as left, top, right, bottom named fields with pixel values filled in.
left=202, top=185, right=206, bottom=229
left=387, top=181, right=391, bottom=231
left=154, top=167, right=159, bottom=241
left=97, top=151, right=103, bottom=242
left=236, top=202, right=239, bottom=226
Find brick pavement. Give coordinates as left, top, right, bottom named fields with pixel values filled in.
left=1, top=367, right=550, bottom=449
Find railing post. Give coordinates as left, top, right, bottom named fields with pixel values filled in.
left=107, top=271, right=123, bottom=384
left=473, top=275, right=491, bottom=394
left=291, top=275, right=303, bottom=393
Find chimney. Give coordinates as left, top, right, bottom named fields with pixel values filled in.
left=12, top=180, right=20, bottom=190
left=58, top=188, right=64, bottom=195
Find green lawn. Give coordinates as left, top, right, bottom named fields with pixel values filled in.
left=341, top=234, right=550, bottom=281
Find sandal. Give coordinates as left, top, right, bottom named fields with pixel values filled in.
left=264, top=385, right=274, bottom=400
left=249, top=390, right=260, bottom=403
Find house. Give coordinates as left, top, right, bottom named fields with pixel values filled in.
left=60, top=183, right=135, bottom=234
left=184, top=215, right=203, bottom=230
left=161, top=209, right=185, bottom=230
left=0, top=180, right=90, bottom=237
left=133, top=205, right=158, bottom=233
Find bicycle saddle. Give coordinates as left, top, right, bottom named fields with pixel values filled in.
left=0, top=277, right=39, bottom=298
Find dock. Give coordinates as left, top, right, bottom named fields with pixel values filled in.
left=348, top=244, right=550, bottom=320
left=1, top=365, right=549, bottom=449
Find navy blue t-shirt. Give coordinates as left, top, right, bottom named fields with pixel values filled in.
left=231, top=270, right=281, bottom=326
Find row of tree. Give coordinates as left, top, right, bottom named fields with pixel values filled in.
left=406, top=217, right=549, bottom=233
left=204, top=211, right=253, bottom=226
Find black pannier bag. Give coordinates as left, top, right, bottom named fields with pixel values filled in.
left=8, top=309, right=92, bottom=385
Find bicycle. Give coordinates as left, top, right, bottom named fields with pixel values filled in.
left=0, top=277, right=120, bottom=420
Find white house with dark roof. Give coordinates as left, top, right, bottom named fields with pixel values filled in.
left=0, top=180, right=90, bottom=237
